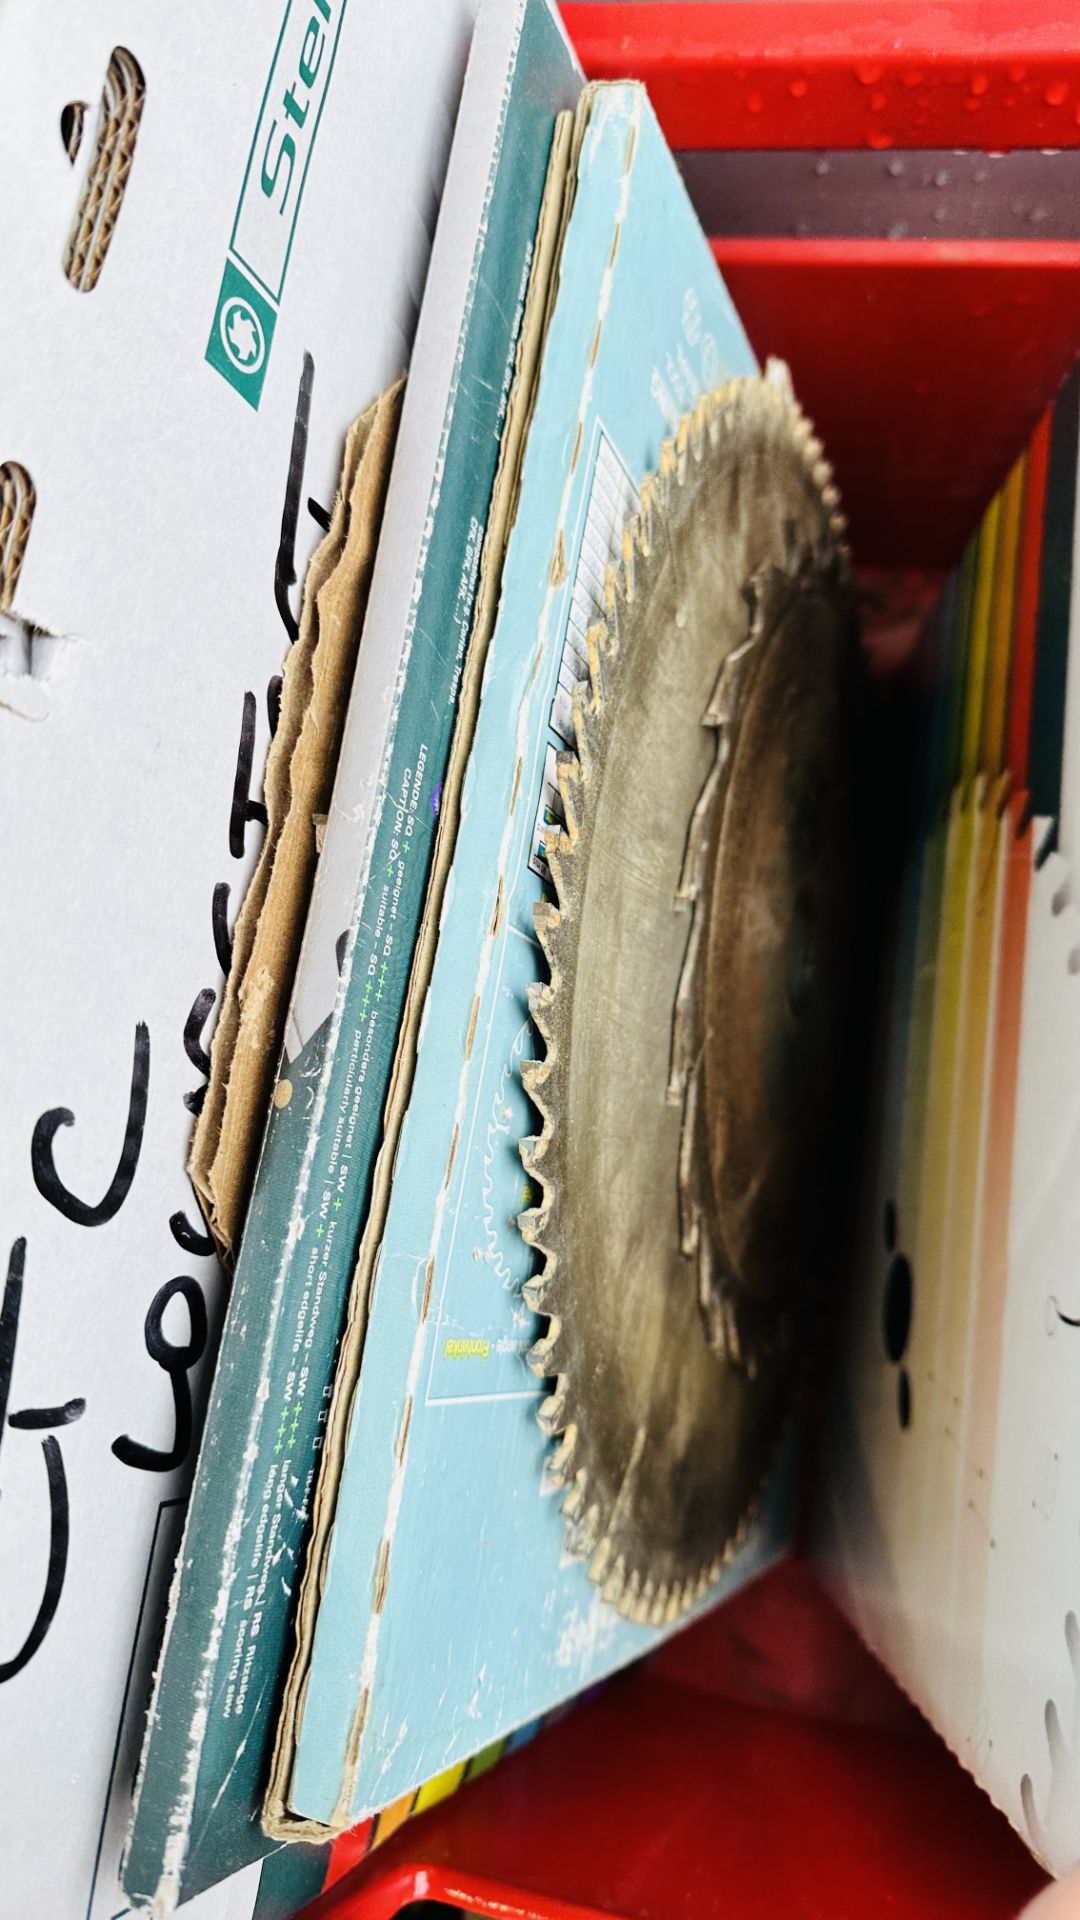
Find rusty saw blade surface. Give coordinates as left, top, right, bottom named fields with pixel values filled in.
left=520, top=372, right=855, bottom=1623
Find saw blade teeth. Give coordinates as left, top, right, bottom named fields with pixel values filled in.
left=530, top=1318, right=562, bottom=1381
left=688, top=399, right=708, bottom=465
left=526, top=979, right=556, bottom=1044
left=635, top=473, right=661, bottom=556
left=537, top=1372, right=567, bottom=1430
left=602, top=1554, right=627, bottom=1610
left=545, top=839, right=569, bottom=905
left=655, top=434, right=678, bottom=488
left=556, top=753, right=583, bottom=845
left=570, top=686, right=593, bottom=782
left=618, top=528, right=638, bottom=607
left=522, top=1097, right=554, bottom=1163
left=517, top=370, right=844, bottom=1613
left=532, top=898, right=561, bottom=972
left=521, top=1265, right=551, bottom=1313
left=582, top=629, right=609, bottom=730
left=616, top=1567, right=642, bottom=1621
left=763, top=355, right=795, bottom=402
left=518, top=1197, right=550, bottom=1253
left=588, top=1535, right=612, bottom=1584
left=547, top=1420, right=578, bottom=1484
left=566, top=1498, right=601, bottom=1559
left=521, top=1056, right=550, bottom=1107
left=562, top=1466, right=588, bottom=1523
left=519, top=1125, right=551, bottom=1190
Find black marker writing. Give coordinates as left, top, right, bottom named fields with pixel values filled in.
left=30, top=1023, right=150, bottom=1227
left=112, top=1275, right=207, bottom=1473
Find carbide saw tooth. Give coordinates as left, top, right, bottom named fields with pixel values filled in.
left=517, top=1211, right=545, bottom=1257
left=530, top=1318, right=562, bottom=1380
left=521, top=1057, right=550, bottom=1105
left=566, top=1498, right=600, bottom=1558
left=570, top=690, right=593, bottom=781
left=526, top=982, right=556, bottom=1047
left=545, top=841, right=569, bottom=906
left=588, top=1535, right=612, bottom=1584
left=562, top=1467, right=588, bottom=1522
left=537, top=1373, right=567, bottom=1431
left=522, top=1086, right=553, bottom=1148
left=556, top=754, right=583, bottom=843
left=602, top=1554, right=627, bottom=1610
left=617, top=1567, right=641, bottom=1621
left=547, top=1421, right=577, bottom=1485
left=521, top=1263, right=551, bottom=1311
left=533, top=897, right=560, bottom=959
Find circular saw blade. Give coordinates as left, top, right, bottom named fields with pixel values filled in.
left=519, top=372, right=855, bottom=1624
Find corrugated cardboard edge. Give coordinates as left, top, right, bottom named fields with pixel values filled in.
left=190, top=379, right=404, bottom=1260
left=260, top=104, right=580, bottom=1844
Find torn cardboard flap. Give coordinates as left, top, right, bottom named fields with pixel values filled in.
left=192, top=379, right=404, bottom=1260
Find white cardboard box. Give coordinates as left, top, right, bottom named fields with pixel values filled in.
left=0, top=2, right=474, bottom=1911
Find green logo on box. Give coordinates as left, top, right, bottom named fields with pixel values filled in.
left=207, top=262, right=277, bottom=407
left=205, top=0, right=347, bottom=407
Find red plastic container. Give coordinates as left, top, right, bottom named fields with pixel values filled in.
left=311, top=9, right=1080, bottom=1914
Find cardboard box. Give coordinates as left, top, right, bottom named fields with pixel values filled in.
left=123, top=4, right=582, bottom=1909
left=276, top=83, right=794, bottom=1837
left=0, top=2, right=478, bottom=1912
left=818, top=362, right=1080, bottom=1877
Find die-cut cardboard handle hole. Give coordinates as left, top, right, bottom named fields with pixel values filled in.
left=60, top=101, right=87, bottom=164
left=63, top=48, right=145, bottom=292
left=0, top=462, right=35, bottom=611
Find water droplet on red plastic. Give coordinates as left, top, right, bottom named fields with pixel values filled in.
left=789, top=76, right=808, bottom=100
left=1045, top=80, right=1069, bottom=107
left=856, top=63, right=884, bottom=86
left=901, top=68, right=924, bottom=90
left=746, top=90, right=763, bottom=114
left=964, top=97, right=981, bottom=113
left=1008, top=63, right=1027, bottom=85
left=970, top=72, right=989, bottom=97
left=871, top=91, right=887, bottom=112
left=867, top=131, right=894, bottom=151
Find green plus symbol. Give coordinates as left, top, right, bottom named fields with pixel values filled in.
left=315, top=1221, right=324, bottom=1237
left=334, top=1196, right=342, bottom=1210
